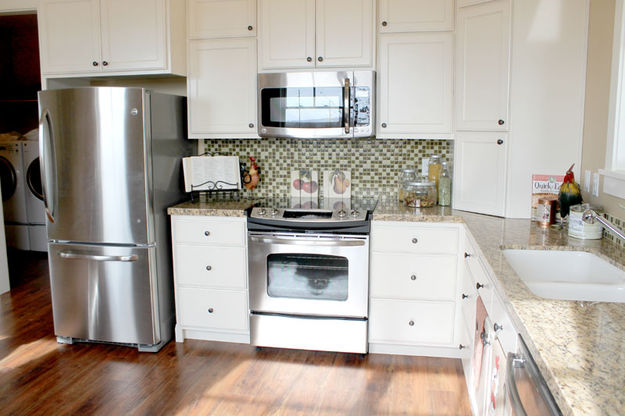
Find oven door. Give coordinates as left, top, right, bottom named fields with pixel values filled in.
left=258, top=71, right=374, bottom=139
left=248, top=232, right=369, bottom=318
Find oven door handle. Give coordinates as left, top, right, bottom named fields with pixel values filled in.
left=249, top=236, right=365, bottom=247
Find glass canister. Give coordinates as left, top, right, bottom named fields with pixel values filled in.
left=428, top=155, right=442, bottom=201
left=438, top=161, right=451, bottom=206
left=398, top=168, right=417, bottom=202
left=404, top=178, right=436, bottom=207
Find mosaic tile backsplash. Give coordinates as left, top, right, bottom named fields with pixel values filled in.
left=603, top=212, right=625, bottom=248
left=201, top=137, right=453, bottom=199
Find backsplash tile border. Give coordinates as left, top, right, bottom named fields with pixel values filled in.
left=603, top=212, right=624, bottom=247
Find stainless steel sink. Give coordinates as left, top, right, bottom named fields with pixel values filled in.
left=502, top=249, right=625, bottom=303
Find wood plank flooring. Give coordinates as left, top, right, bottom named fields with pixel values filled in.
left=0, top=251, right=471, bottom=415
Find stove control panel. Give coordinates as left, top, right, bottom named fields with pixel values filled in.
left=250, top=207, right=368, bottom=222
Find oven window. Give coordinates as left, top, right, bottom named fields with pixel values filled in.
left=261, top=87, right=344, bottom=128
left=267, top=253, right=348, bottom=301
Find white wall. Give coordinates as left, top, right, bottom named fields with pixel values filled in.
left=505, top=0, right=589, bottom=218
left=0, top=0, right=38, bottom=13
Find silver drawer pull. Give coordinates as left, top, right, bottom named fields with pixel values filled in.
left=411, top=238, right=418, bottom=244
left=59, top=251, right=138, bottom=262
left=204, top=231, right=211, bottom=236
left=408, top=320, right=414, bottom=326
left=206, top=265, right=212, bottom=271
left=410, top=274, right=417, bottom=281
left=208, top=308, right=214, bottom=313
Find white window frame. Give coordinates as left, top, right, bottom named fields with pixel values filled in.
left=603, top=0, right=625, bottom=198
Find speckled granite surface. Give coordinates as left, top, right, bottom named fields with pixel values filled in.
left=374, top=202, right=625, bottom=416
left=167, top=198, right=257, bottom=217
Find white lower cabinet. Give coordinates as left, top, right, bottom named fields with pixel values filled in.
left=369, top=221, right=466, bottom=357
left=171, top=216, right=250, bottom=343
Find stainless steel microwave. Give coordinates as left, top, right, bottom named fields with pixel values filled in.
left=257, top=70, right=375, bottom=139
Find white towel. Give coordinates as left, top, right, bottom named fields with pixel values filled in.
left=183, top=156, right=241, bottom=192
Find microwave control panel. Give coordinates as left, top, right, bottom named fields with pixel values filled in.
left=353, top=87, right=370, bottom=127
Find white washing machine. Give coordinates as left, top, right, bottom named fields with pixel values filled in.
left=23, top=140, right=47, bottom=252
left=0, top=140, right=30, bottom=250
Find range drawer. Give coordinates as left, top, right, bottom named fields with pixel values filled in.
left=369, top=299, right=456, bottom=345
left=173, top=216, right=246, bottom=246
left=371, top=222, right=459, bottom=254
left=177, top=287, right=249, bottom=331
left=174, top=245, right=247, bottom=289
left=370, top=253, right=458, bottom=301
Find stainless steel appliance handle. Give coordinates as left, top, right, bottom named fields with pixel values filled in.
left=507, top=352, right=528, bottom=416
left=343, top=78, right=351, bottom=134
left=250, top=235, right=365, bottom=247
left=59, top=251, right=139, bottom=262
left=39, top=109, right=55, bottom=223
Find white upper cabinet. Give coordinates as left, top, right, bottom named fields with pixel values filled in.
left=38, top=0, right=185, bottom=77
left=188, top=0, right=256, bottom=38
left=188, top=38, right=258, bottom=138
left=455, top=0, right=511, bottom=131
left=378, top=0, right=454, bottom=32
left=453, top=132, right=508, bottom=216
left=258, top=0, right=374, bottom=70
left=38, top=0, right=102, bottom=74
left=377, top=33, right=453, bottom=138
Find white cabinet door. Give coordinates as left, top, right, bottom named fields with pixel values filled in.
left=378, top=0, right=454, bottom=32
left=453, top=132, right=508, bottom=216
left=100, top=0, right=167, bottom=71
left=456, top=0, right=511, bottom=131
left=38, top=0, right=102, bottom=74
left=315, top=0, right=374, bottom=68
left=188, top=0, right=256, bottom=38
left=258, top=0, right=315, bottom=70
left=377, top=33, right=453, bottom=137
left=188, top=38, right=258, bottom=137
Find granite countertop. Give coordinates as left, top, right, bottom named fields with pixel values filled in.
left=167, top=197, right=257, bottom=217
left=374, top=201, right=625, bottom=416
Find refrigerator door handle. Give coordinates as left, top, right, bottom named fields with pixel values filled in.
left=39, top=109, right=56, bottom=223
left=59, top=251, right=139, bottom=262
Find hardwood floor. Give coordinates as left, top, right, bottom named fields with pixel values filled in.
left=0, top=252, right=472, bottom=415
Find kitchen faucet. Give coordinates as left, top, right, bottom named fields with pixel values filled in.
left=582, top=210, right=625, bottom=242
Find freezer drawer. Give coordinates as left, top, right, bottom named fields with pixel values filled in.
left=48, top=243, right=160, bottom=346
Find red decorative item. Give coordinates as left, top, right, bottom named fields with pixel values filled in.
left=243, top=156, right=260, bottom=190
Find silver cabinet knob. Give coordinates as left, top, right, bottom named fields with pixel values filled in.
left=204, top=231, right=210, bottom=236
left=410, top=274, right=416, bottom=281
left=476, top=282, right=484, bottom=290
left=248, top=25, right=253, bottom=31
left=408, top=320, right=414, bottom=326
left=249, top=123, right=254, bottom=128
left=464, top=252, right=471, bottom=258
left=306, top=57, right=312, bottom=62
left=102, top=61, right=108, bottom=66
left=462, top=293, right=469, bottom=299
left=205, top=265, right=212, bottom=271
left=498, top=119, right=505, bottom=125
left=92, top=61, right=99, bottom=66
left=208, top=308, right=214, bottom=313
left=317, top=56, right=324, bottom=62
left=411, top=238, right=418, bottom=244
left=494, top=323, right=503, bottom=332
left=381, top=21, right=388, bottom=27
left=497, top=139, right=504, bottom=145
left=459, top=344, right=466, bottom=350
left=381, top=123, right=387, bottom=128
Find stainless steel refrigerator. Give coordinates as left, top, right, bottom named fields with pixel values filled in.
left=38, top=87, right=192, bottom=352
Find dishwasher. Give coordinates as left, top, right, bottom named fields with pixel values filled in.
left=507, top=335, right=562, bottom=415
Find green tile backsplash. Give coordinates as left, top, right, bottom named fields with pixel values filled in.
left=201, top=137, right=454, bottom=199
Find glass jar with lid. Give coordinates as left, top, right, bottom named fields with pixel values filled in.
left=404, top=178, right=436, bottom=207
left=428, top=155, right=442, bottom=202
left=398, top=168, right=417, bottom=202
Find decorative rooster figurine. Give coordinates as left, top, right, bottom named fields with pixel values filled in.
left=243, top=156, right=260, bottom=190
left=558, top=164, right=582, bottom=219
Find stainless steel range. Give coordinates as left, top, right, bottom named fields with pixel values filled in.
left=247, top=198, right=376, bottom=354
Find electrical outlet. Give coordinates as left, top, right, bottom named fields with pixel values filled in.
left=422, top=158, right=429, bottom=176
left=584, top=170, right=591, bottom=193
left=592, top=172, right=600, bottom=197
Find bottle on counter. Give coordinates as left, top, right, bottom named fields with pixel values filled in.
left=428, top=155, right=442, bottom=202
left=438, top=161, right=451, bottom=206
left=398, top=168, right=417, bottom=202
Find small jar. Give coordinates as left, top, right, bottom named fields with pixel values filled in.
left=398, top=168, right=417, bottom=202
left=438, top=161, right=451, bottom=206
left=536, top=196, right=558, bottom=227
left=568, top=204, right=603, bottom=239
left=404, top=178, right=436, bottom=208
left=428, top=155, right=442, bottom=202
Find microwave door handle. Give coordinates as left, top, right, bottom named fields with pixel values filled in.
left=343, top=78, right=351, bottom=134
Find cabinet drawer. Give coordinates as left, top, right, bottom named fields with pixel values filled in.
left=490, top=292, right=517, bottom=353
left=370, top=253, right=457, bottom=300
left=177, top=287, right=248, bottom=331
left=369, top=299, right=456, bottom=345
left=173, top=217, right=245, bottom=246
left=467, top=255, right=494, bottom=311
left=371, top=223, right=459, bottom=254
left=175, top=245, right=246, bottom=289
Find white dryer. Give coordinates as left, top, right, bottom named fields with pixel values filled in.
left=23, top=140, right=47, bottom=252
left=0, top=141, right=29, bottom=250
